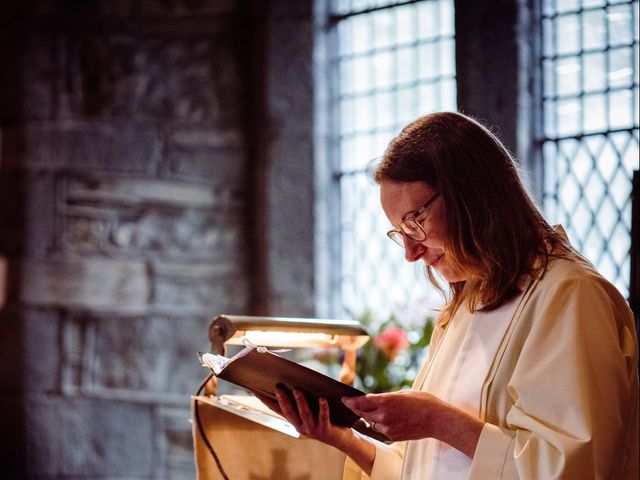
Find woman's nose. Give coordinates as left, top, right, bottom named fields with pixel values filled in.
left=404, top=236, right=426, bottom=262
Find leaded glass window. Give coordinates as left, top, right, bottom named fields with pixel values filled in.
left=328, top=0, right=456, bottom=320
left=541, top=0, right=639, bottom=298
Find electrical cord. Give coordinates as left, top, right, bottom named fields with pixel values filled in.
left=194, top=373, right=231, bottom=480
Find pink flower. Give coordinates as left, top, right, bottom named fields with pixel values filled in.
left=374, top=327, right=409, bottom=360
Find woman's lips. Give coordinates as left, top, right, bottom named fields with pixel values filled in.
left=426, top=254, right=444, bottom=268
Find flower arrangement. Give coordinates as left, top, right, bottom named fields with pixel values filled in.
left=354, top=310, right=434, bottom=393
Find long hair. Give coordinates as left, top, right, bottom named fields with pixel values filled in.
left=374, top=112, right=565, bottom=323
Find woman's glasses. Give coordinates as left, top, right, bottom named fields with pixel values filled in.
left=386, top=192, right=440, bottom=247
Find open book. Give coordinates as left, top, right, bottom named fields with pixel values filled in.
left=198, top=344, right=365, bottom=428
left=200, top=394, right=303, bottom=437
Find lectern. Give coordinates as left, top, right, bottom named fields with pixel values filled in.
left=192, top=315, right=369, bottom=480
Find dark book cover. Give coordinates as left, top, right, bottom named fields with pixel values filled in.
left=204, top=347, right=365, bottom=428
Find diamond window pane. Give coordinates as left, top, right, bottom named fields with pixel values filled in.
left=542, top=0, right=638, bottom=299
left=585, top=177, right=607, bottom=217
left=611, top=222, right=631, bottom=266
left=597, top=198, right=620, bottom=236
left=558, top=173, right=581, bottom=210
left=572, top=144, right=594, bottom=184
left=611, top=166, right=633, bottom=209
left=622, top=133, right=640, bottom=172
left=559, top=137, right=581, bottom=166
left=584, top=227, right=605, bottom=264
left=330, top=0, right=455, bottom=319
left=543, top=141, right=559, bottom=193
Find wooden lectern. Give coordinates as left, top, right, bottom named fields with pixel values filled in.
left=192, top=315, right=369, bottom=480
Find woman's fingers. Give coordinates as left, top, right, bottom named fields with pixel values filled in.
left=342, top=393, right=382, bottom=416
left=272, top=386, right=350, bottom=448
left=251, top=390, right=283, bottom=415
left=293, top=388, right=317, bottom=429
left=276, top=386, right=302, bottom=427
left=318, top=398, right=330, bottom=424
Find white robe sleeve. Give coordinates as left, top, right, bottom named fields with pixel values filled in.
left=468, top=268, right=639, bottom=479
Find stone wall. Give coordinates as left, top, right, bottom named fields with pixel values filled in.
left=454, top=0, right=543, bottom=197
left=0, top=0, right=316, bottom=477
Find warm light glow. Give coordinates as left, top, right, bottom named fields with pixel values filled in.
left=229, top=331, right=338, bottom=348
left=226, top=330, right=368, bottom=349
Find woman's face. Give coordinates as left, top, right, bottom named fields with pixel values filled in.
left=380, top=180, right=469, bottom=283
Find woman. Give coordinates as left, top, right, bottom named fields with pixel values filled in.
left=258, top=112, right=639, bottom=479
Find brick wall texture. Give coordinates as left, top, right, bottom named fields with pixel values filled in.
left=0, top=0, right=315, bottom=477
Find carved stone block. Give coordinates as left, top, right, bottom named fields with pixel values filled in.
left=2, top=123, right=162, bottom=173
left=19, top=258, right=149, bottom=314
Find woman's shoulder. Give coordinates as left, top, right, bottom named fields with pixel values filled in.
left=536, top=248, right=630, bottom=313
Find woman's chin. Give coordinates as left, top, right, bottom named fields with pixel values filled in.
left=433, top=261, right=467, bottom=283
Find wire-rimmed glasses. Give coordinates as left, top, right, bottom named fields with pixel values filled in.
left=386, top=192, right=441, bottom=247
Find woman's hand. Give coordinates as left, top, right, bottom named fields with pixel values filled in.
left=253, top=386, right=376, bottom=475
left=342, top=390, right=484, bottom=458
left=251, top=386, right=354, bottom=448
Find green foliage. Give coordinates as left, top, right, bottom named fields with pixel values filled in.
left=354, top=310, right=434, bottom=393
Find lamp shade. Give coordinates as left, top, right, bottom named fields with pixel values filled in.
left=208, top=314, right=369, bottom=353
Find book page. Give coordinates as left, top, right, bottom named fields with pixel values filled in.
left=219, top=394, right=283, bottom=419
left=198, top=395, right=300, bottom=438
left=198, top=345, right=256, bottom=374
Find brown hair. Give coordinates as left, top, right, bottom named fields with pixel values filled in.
left=374, top=112, right=566, bottom=323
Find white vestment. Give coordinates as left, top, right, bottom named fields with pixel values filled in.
left=344, top=243, right=639, bottom=479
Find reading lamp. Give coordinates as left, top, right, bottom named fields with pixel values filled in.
left=206, top=314, right=370, bottom=394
